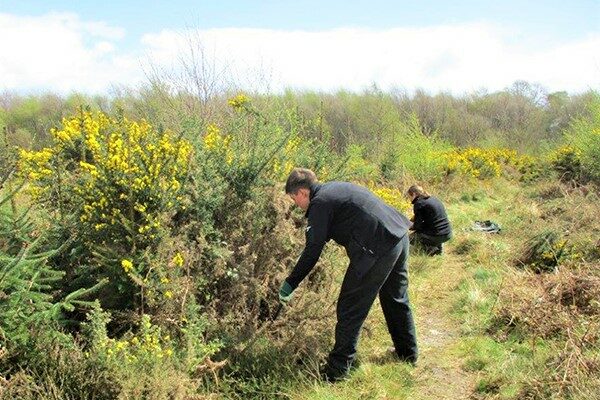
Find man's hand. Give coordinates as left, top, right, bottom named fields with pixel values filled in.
left=278, top=281, right=294, bottom=305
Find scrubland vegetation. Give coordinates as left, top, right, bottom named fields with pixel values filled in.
left=0, top=76, right=598, bottom=399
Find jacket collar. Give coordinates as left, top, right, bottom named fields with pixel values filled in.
left=305, top=182, right=322, bottom=217
left=412, top=194, right=430, bottom=204
left=309, top=182, right=322, bottom=200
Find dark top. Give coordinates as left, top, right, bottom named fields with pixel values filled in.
left=411, top=195, right=452, bottom=237
left=285, top=182, right=411, bottom=289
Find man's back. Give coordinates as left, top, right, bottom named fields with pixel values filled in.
left=310, top=182, right=411, bottom=256
left=286, top=181, right=411, bottom=288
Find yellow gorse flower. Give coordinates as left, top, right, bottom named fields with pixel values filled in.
left=227, top=93, right=250, bottom=109
left=203, top=123, right=221, bottom=150
left=17, top=148, right=54, bottom=194
left=98, top=315, right=174, bottom=363
left=121, top=259, right=133, bottom=273
left=549, top=145, right=581, bottom=163
left=172, top=252, right=184, bottom=267
left=203, top=123, right=234, bottom=164
left=270, top=136, right=301, bottom=179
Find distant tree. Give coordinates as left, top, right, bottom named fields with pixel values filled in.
left=509, top=80, right=548, bottom=107
left=546, top=90, right=598, bottom=138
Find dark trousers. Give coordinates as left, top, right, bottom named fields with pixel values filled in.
left=327, top=234, right=418, bottom=372
left=410, top=232, right=451, bottom=254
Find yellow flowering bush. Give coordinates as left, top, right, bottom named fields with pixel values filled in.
left=227, top=93, right=251, bottom=110
left=209, top=95, right=303, bottom=199
left=369, top=185, right=412, bottom=213
left=443, top=147, right=533, bottom=180
left=203, top=123, right=234, bottom=165
left=268, top=133, right=343, bottom=183
left=270, top=136, right=300, bottom=180
left=17, top=110, right=193, bottom=305
left=549, top=145, right=583, bottom=182
left=95, top=315, right=174, bottom=365
left=84, top=302, right=221, bottom=384
left=517, top=231, right=576, bottom=273
left=19, top=110, right=191, bottom=247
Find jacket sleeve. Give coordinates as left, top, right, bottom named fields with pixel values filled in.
left=411, top=202, right=424, bottom=232
left=285, top=200, right=332, bottom=290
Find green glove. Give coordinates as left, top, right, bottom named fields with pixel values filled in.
left=279, top=281, right=294, bottom=305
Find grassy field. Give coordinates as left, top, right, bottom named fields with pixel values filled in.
left=2, top=95, right=598, bottom=399
left=279, top=178, right=599, bottom=400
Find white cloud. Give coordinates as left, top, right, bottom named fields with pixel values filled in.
left=141, top=24, right=600, bottom=94
left=0, top=12, right=138, bottom=93
left=0, top=13, right=598, bottom=95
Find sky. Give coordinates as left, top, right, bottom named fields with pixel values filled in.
left=0, top=0, right=598, bottom=95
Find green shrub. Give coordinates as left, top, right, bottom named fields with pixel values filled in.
left=0, top=181, right=103, bottom=348
left=380, top=113, right=450, bottom=181
left=558, top=95, right=600, bottom=184
left=549, top=145, right=584, bottom=183
left=516, top=231, right=575, bottom=273
left=0, top=179, right=115, bottom=400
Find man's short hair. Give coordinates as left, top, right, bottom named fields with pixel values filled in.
left=285, top=168, right=317, bottom=194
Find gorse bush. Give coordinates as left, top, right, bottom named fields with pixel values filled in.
left=196, top=94, right=345, bottom=202
left=549, top=145, right=583, bottom=183
left=8, top=99, right=342, bottom=397
left=516, top=230, right=576, bottom=273
left=19, top=109, right=192, bottom=245
left=18, top=109, right=192, bottom=309
left=84, top=306, right=219, bottom=379
left=444, top=147, right=534, bottom=180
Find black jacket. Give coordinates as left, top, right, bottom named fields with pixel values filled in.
left=411, top=195, right=451, bottom=236
left=285, top=182, right=411, bottom=289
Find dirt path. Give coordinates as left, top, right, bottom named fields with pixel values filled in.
left=408, top=253, right=476, bottom=399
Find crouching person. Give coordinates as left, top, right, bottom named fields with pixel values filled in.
left=279, top=168, right=418, bottom=382
left=407, top=185, right=452, bottom=255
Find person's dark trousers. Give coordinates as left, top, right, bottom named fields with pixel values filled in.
left=411, top=232, right=451, bottom=255
left=325, top=234, right=418, bottom=378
